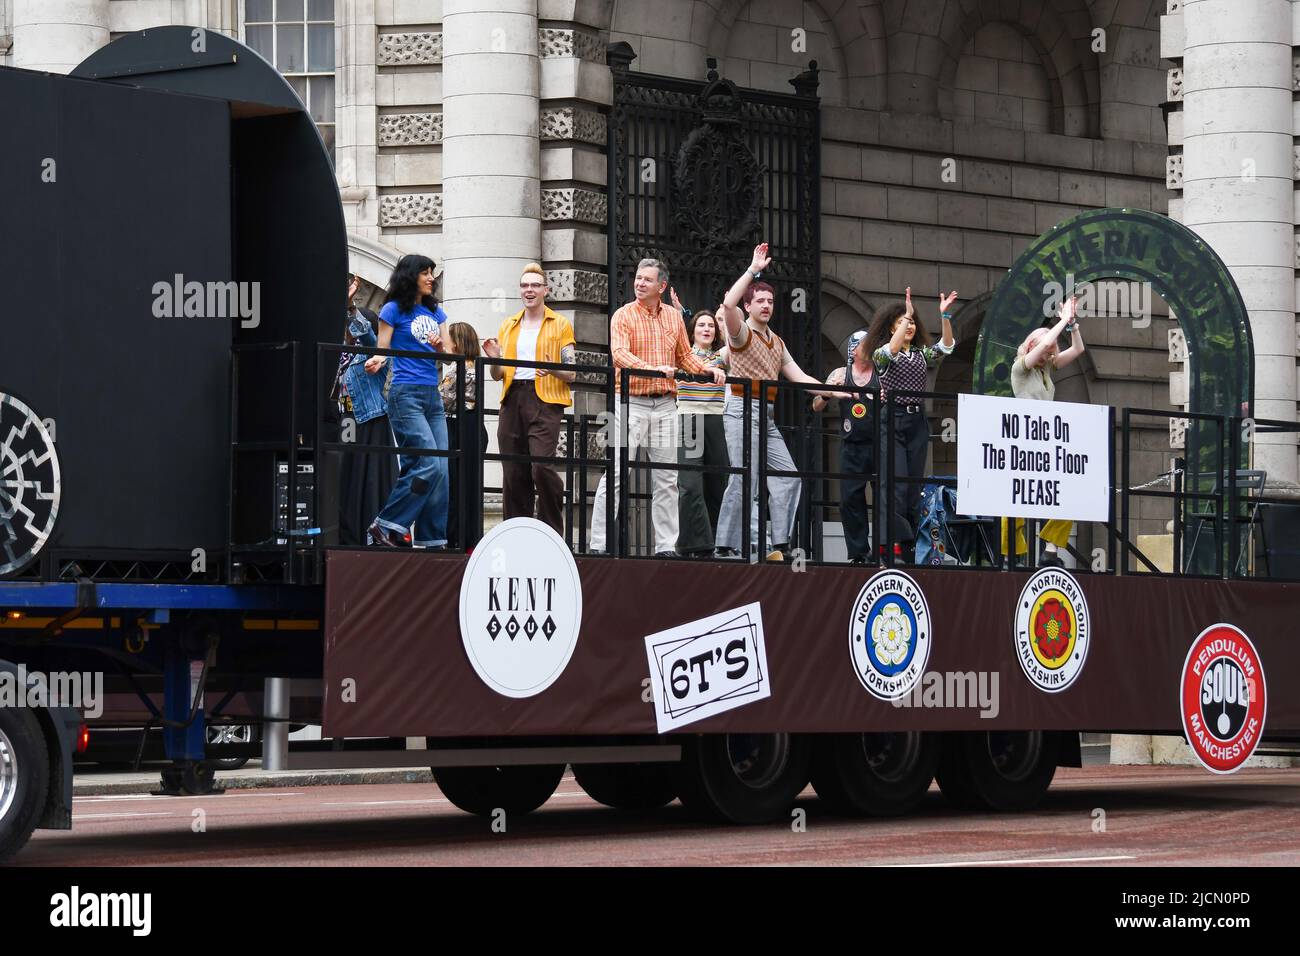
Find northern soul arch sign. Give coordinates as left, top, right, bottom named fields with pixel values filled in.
left=973, top=208, right=1254, bottom=572
left=973, top=207, right=1253, bottom=422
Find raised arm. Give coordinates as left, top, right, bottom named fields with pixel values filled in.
left=1025, top=296, right=1075, bottom=369
left=720, top=243, right=771, bottom=339
left=938, top=289, right=957, bottom=350
left=1053, top=304, right=1085, bottom=370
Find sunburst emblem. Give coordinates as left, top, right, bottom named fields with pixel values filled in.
left=0, top=393, right=61, bottom=577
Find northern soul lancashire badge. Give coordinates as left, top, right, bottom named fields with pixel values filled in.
left=1014, top=567, right=1090, bottom=692
left=849, top=569, right=931, bottom=700
left=1180, top=623, right=1267, bottom=774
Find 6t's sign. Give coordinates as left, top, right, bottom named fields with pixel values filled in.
left=644, top=602, right=771, bottom=733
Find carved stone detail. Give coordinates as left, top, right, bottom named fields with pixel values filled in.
left=377, top=32, right=442, bottom=66
left=1166, top=154, right=1183, bottom=190
left=1169, top=416, right=1189, bottom=450
left=1168, top=327, right=1187, bottom=363
left=540, top=107, right=607, bottom=145
left=1294, top=145, right=1300, bottom=181
left=546, top=269, right=609, bottom=306
left=572, top=349, right=611, bottom=386
left=379, top=112, right=443, bottom=147
left=539, top=28, right=605, bottom=63
left=380, top=193, right=443, bottom=227
left=542, top=188, right=608, bottom=225
left=1167, top=67, right=1182, bottom=102
left=1167, top=0, right=1182, bottom=13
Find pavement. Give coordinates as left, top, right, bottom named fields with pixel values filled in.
left=73, top=762, right=433, bottom=795
left=25, top=763, right=1300, bottom=866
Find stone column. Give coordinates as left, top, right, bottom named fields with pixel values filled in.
left=440, top=0, right=541, bottom=337
left=13, top=0, right=109, bottom=74
left=1178, top=0, right=1297, bottom=482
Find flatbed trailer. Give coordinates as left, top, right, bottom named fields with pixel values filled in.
left=2, top=26, right=1297, bottom=864
left=3, top=536, right=1297, bottom=860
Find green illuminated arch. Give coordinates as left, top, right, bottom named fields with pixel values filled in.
left=974, top=207, right=1253, bottom=422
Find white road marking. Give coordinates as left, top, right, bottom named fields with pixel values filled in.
left=321, top=799, right=442, bottom=808
left=888, top=854, right=1137, bottom=867
left=75, top=791, right=305, bottom=803
left=321, top=791, right=593, bottom=809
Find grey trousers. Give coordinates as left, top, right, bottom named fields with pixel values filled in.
left=716, top=398, right=801, bottom=554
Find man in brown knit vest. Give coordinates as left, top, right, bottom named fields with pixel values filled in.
left=716, top=242, right=827, bottom=561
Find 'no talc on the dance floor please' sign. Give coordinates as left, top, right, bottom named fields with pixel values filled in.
left=956, top=393, right=1111, bottom=522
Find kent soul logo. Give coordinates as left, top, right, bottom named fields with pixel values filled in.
left=1013, top=568, right=1090, bottom=693
left=1180, top=623, right=1267, bottom=775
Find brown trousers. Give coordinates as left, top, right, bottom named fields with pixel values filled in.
left=498, top=384, right=565, bottom=534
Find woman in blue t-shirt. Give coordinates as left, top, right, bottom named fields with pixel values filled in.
left=364, top=255, right=451, bottom=548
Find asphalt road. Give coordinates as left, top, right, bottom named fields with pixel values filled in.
left=12, top=765, right=1300, bottom=866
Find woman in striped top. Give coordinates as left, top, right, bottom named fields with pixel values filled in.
left=866, top=287, right=958, bottom=557
left=675, top=307, right=731, bottom=556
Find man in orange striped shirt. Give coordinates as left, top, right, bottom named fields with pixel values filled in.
left=589, top=259, right=726, bottom=556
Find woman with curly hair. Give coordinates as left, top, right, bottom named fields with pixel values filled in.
left=865, top=287, right=957, bottom=556
left=364, top=255, right=451, bottom=549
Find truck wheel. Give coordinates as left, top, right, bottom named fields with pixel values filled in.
left=936, top=731, right=1059, bottom=812
left=675, top=733, right=811, bottom=825
left=432, top=764, right=565, bottom=817
left=572, top=762, right=677, bottom=810
left=811, top=731, right=939, bottom=817
left=0, top=707, right=50, bottom=863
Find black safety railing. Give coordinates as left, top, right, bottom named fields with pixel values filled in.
left=304, top=343, right=1298, bottom=582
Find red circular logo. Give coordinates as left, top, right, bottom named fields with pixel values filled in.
left=1179, top=624, right=1267, bottom=774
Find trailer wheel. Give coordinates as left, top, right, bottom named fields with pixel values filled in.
left=811, top=731, right=939, bottom=816
left=0, top=707, right=50, bottom=863
left=572, top=762, right=677, bottom=810
left=936, top=731, right=1059, bottom=812
left=675, top=733, right=811, bottom=825
left=432, top=764, right=566, bottom=817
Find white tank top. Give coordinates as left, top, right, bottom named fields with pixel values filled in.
left=514, top=326, right=541, bottom=380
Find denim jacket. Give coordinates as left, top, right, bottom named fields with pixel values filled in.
left=341, top=314, right=390, bottom=424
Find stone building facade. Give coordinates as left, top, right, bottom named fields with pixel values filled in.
left=2, top=0, right=1189, bottom=488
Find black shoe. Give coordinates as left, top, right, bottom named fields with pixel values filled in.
left=715, top=547, right=739, bottom=558
left=849, top=556, right=868, bottom=565
left=1039, top=552, right=1064, bottom=568
left=654, top=550, right=676, bottom=558
left=366, top=522, right=401, bottom=547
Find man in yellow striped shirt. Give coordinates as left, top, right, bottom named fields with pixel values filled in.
left=486, top=264, right=576, bottom=534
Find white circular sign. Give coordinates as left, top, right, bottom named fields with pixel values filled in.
left=458, top=518, right=583, bottom=698
left=1013, top=567, right=1091, bottom=693
left=848, top=569, right=931, bottom=701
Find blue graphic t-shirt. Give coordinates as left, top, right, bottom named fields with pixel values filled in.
left=379, top=301, right=446, bottom=385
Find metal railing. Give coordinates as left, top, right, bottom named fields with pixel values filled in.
left=301, top=345, right=1299, bottom=582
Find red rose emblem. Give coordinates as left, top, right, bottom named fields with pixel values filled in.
left=1034, top=597, right=1071, bottom=662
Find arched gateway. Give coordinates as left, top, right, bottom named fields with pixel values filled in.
left=974, top=207, right=1253, bottom=425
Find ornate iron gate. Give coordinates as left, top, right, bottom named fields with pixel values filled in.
left=607, top=48, right=822, bottom=375
left=604, top=48, right=823, bottom=556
